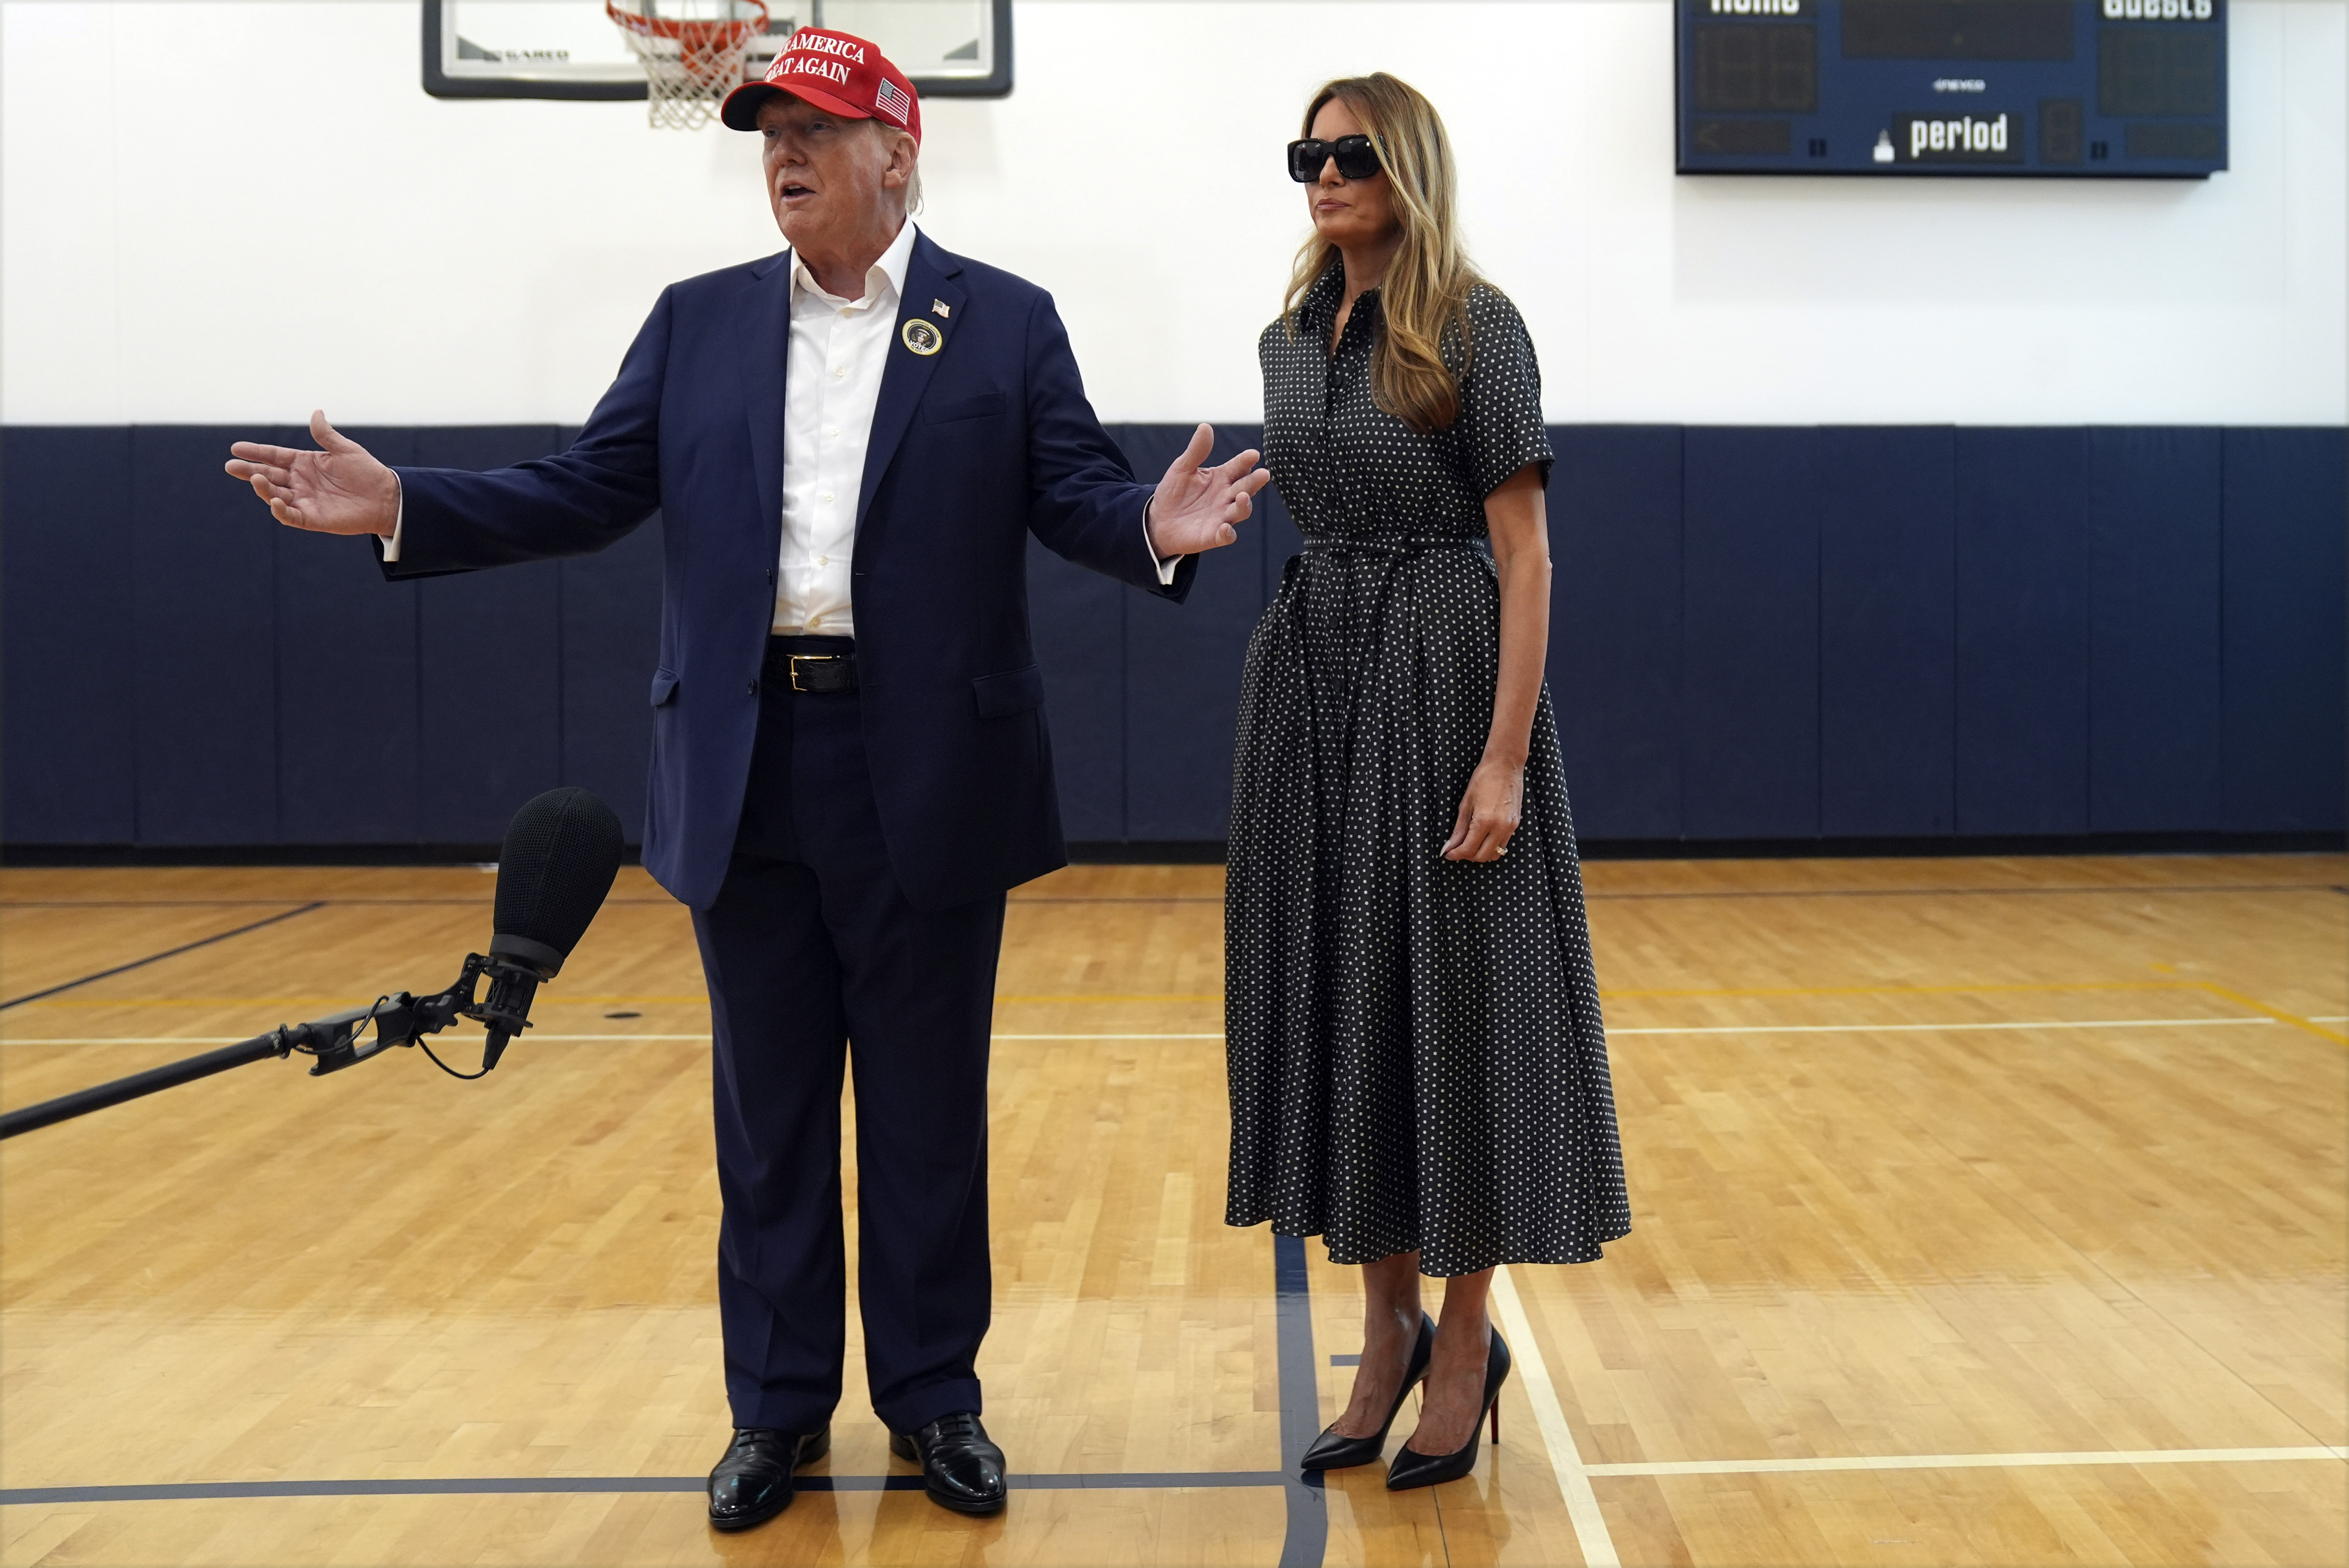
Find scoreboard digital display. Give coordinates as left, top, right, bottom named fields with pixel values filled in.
left=1676, top=0, right=2227, bottom=177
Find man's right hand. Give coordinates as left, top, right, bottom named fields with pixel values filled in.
left=225, top=410, right=400, bottom=537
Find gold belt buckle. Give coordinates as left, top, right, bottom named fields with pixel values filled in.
left=787, top=654, right=836, bottom=692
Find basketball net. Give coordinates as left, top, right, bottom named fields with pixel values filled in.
left=605, top=0, right=770, bottom=130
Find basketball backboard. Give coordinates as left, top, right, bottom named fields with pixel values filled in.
left=422, top=0, right=1012, bottom=101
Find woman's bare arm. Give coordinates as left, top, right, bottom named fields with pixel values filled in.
left=1442, top=463, right=1550, bottom=863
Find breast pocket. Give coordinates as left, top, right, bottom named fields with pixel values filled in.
left=925, top=391, right=1010, bottom=426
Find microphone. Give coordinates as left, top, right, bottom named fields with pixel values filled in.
left=476, top=787, right=626, bottom=1071
left=0, top=787, right=629, bottom=1139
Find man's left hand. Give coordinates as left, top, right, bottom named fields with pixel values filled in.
left=1147, top=423, right=1272, bottom=560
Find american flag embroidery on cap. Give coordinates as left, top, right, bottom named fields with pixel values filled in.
left=876, top=77, right=913, bottom=125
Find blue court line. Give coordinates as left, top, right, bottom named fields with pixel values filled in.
left=1273, top=1232, right=1329, bottom=1566
left=0, top=903, right=328, bottom=1009
left=0, top=1473, right=1293, bottom=1506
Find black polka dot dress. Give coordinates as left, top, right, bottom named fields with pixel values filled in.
left=1223, top=262, right=1631, bottom=1276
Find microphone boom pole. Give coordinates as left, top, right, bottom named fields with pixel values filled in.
left=0, top=1032, right=296, bottom=1140
left=0, top=787, right=626, bottom=1143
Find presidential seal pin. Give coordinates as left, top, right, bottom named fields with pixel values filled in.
left=932, top=299, right=952, bottom=318
left=902, top=317, right=944, bottom=356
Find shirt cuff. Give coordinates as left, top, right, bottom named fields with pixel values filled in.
left=381, top=481, right=404, bottom=562
left=1144, top=499, right=1181, bottom=586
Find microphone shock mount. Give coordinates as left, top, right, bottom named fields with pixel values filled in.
left=298, top=951, right=548, bottom=1080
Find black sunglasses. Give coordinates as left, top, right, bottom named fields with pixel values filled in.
left=1287, top=134, right=1382, bottom=183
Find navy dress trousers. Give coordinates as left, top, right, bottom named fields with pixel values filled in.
left=376, top=230, right=1197, bottom=1433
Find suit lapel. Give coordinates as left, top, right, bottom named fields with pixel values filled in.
left=743, top=250, right=793, bottom=542
left=857, top=234, right=968, bottom=531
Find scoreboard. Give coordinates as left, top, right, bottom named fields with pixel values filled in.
left=1676, top=0, right=2227, bottom=177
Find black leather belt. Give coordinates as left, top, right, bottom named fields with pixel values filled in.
left=765, top=635, right=858, bottom=694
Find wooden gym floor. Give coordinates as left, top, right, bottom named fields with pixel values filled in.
left=1, top=854, right=2343, bottom=1567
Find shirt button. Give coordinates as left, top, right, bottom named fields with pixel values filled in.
left=832, top=366, right=846, bottom=378
left=815, top=554, right=829, bottom=566
left=825, top=425, right=838, bottom=437
left=820, top=491, right=833, bottom=502
left=747, top=679, right=759, bottom=696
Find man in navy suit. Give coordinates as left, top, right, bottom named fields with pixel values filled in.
left=227, top=28, right=1267, bottom=1531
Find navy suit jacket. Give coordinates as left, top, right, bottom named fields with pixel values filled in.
left=384, top=231, right=1195, bottom=911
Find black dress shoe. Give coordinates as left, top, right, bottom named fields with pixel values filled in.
left=706, top=1425, right=830, bottom=1532
left=1386, top=1330, right=1511, bottom=1491
left=889, top=1411, right=1008, bottom=1515
left=1300, top=1312, right=1437, bottom=1471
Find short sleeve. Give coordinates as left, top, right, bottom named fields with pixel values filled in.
left=1454, top=286, right=1553, bottom=499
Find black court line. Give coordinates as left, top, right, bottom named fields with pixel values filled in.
left=0, top=1473, right=1290, bottom=1507
left=1274, top=1232, right=1328, bottom=1567
left=0, top=904, right=329, bottom=1010
left=4, top=1244, right=1329, bottom=1553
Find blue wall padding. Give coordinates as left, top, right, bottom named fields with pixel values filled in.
left=2089, top=427, right=2226, bottom=832
left=1819, top=426, right=1956, bottom=837
left=552, top=417, right=662, bottom=839
left=1025, top=531, right=1125, bottom=840
left=2221, top=427, right=2348, bottom=832
left=2, top=423, right=2339, bottom=848
left=131, top=425, right=293, bottom=844
left=1114, top=424, right=1272, bottom=840
left=559, top=517, right=662, bottom=841
left=1549, top=426, right=1684, bottom=840
left=1682, top=427, right=1822, bottom=838
left=1, top=427, right=139, bottom=843
left=1954, top=426, right=2092, bottom=835
left=412, top=427, right=567, bottom=844
left=276, top=425, right=421, bottom=842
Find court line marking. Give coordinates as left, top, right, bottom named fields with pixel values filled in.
left=1492, top=1266, right=1621, bottom=1568
left=2184, top=979, right=2348, bottom=1044
left=0, top=904, right=329, bottom=1010
left=0, top=1473, right=1293, bottom=1507
left=1271, top=1233, right=1330, bottom=1568
left=9, top=1446, right=2343, bottom=1511
left=1581, top=1445, right=2349, bottom=1478
left=0, top=1018, right=2290, bottom=1047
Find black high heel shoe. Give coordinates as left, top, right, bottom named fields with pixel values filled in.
left=1384, top=1328, right=1511, bottom=1491
left=1298, top=1312, right=1436, bottom=1471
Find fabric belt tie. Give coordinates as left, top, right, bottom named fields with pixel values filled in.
left=765, top=635, right=858, bottom=694
left=1301, top=535, right=1485, bottom=556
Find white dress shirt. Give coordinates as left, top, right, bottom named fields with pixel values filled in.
left=387, top=220, right=1183, bottom=597
left=771, top=218, right=918, bottom=635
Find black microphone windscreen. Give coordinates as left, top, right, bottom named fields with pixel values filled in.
left=490, top=787, right=624, bottom=976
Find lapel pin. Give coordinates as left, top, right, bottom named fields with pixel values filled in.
left=902, top=317, right=944, bottom=356
left=932, top=299, right=952, bottom=318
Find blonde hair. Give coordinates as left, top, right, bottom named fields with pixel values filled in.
left=1284, top=73, right=1479, bottom=433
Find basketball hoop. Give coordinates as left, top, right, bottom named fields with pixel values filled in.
left=605, top=0, right=770, bottom=130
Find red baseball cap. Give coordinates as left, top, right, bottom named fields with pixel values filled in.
left=721, top=27, right=921, bottom=142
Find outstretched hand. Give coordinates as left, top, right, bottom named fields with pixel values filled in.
left=224, top=411, right=400, bottom=537
left=1146, top=423, right=1271, bottom=561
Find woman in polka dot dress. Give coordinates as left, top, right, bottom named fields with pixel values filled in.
left=1224, top=73, right=1631, bottom=1491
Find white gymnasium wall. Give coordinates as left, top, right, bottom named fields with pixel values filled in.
left=3, top=0, right=2343, bottom=426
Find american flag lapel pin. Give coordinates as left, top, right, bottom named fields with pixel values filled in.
left=933, top=299, right=951, bottom=318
